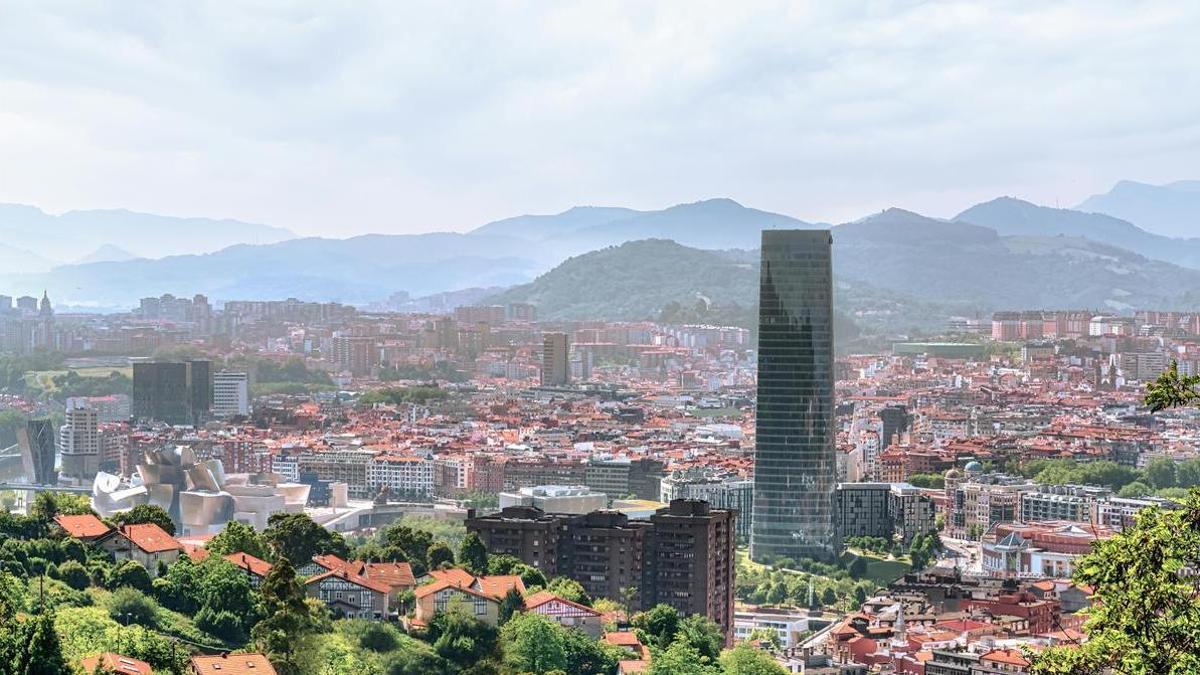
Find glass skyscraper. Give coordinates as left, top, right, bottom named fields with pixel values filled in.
left=750, top=230, right=839, bottom=563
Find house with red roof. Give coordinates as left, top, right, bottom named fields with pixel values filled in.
left=190, top=653, right=277, bottom=675
left=299, top=554, right=416, bottom=607
left=604, top=631, right=650, bottom=665
left=97, top=523, right=183, bottom=576
left=979, top=648, right=1031, bottom=673
left=54, top=513, right=112, bottom=542
left=524, top=590, right=603, bottom=637
left=305, top=566, right=392, bottom=620
left=225, top=552, right=274, bottom=587
left=412, top=571, right=526, bottom=628
left=80, top=652, right=152, bottom=675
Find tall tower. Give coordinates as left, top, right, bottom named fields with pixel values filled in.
left=541, top=332, right=570, bottom=386
left=751, top=230, right=838, bottom=563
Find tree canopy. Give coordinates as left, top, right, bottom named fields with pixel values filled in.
left=1032, top=491, right=1200, bottom=674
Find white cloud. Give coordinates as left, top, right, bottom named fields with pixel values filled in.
left=0, top=0, right=1196, bottom=234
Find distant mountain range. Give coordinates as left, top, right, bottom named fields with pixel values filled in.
left=3, top=184, right=1200, bottom=327
left=1076, top=180, right=1200, bottom=239
left=488, top=212, right=1200, bottom=338
left=0, top=204, right=295, bottom=268
left=472, top=198, right=816, bottom=255
left=956, top=197, right=1200, bottom=269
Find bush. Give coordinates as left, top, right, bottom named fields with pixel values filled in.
left=58, top=561, right=91, bottom=591
left=195, top=606, right=245, bottom=643
left=108, top=587, right=159, bottom=627
left=108, top=560, right=152, bottom=592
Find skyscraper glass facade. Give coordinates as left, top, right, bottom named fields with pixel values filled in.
left=751, top=230, right=838, bottom=563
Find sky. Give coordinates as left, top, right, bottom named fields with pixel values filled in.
left=1, top=1, right=1198, bottom=237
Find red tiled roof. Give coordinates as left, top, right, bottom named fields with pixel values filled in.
left=225, top=552, right=273, bottom=578
left=605, top=631, right=643, bottom=647
left=305, top=567, right=390, bottom=594
left=55, top=514, right=111, bottom=539
left=413, top=578, right=496, bottom=602
left=358, top=561, right=416, bottom=589
left=182, top=543, right=210, bottom=562
left=474, top=574, right=526, bottom=600
left=118, top=523, right=183, bottom=554
left=190, top=653, right=277, bottom=675
left=980, top=649, right=1031, bottom=667
left=80, top=652, right=152, bottom=675
left=524, top=590, right=600, bottom=616
left=428, top=568, right=475, bottom=587
left=311, top=553, right=350, bottom=572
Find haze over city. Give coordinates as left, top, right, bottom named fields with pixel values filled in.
left=2, top=2, right=1198, bottom=236
left=3, top=3, right=1200, bottom=675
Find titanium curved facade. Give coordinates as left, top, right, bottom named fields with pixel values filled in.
left=750, top=230, right=839, bottom=563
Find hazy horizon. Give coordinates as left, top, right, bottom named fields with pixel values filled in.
left=2, top=2, right=1198, bottom=237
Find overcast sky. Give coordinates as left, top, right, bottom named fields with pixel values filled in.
left=1, top=1, right=1197, bottom=236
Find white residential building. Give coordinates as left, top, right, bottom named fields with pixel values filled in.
left=59, top=400, right=100, bottom=482
left=213, top=371, right=250, bottom=417
left=366, top=454, right=434, bottom=499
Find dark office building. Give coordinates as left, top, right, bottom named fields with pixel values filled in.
left=879, top=405, right=910, bottom=450
left=467, top=499, right=736, bottom=640
left=751, top=230, right=839, bottom=563
left=584, top=457, right=666, bottom=501
left=132, top=360, right=212, bottom=426
left=189, top=359, right=212, bottom=417
left=18, top=418, right=57, bottom=485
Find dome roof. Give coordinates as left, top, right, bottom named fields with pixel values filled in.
left=963, top=460, right=984, bottom=474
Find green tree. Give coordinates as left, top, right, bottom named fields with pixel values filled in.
left=821, top=587, right=838, bottom=607
left=458, top=532, right=488, bottom=575
left=263, top=513, right=348, bottom=565
left=675, top=614, right=724, bottom=661
left=206, top=520, right=270, bottom=559
left=108, top=560, right=152, bottom=592
left=649, top=638, right=721, bottom=675
left=546, top=577, right=592, bottom=607
left=905, top=473, right=945, bottom=489
left=1145, top=361, right=1200, bottom=411
left=197, top=557, right=259, bottom=640
left=12, top=611, right=69, bottom=675
left=1178, top=458, right=1200, bottom=488
left=498, top=587, right=524, bottom=625
left=1031, top=491, right=1200, bottom=674
left=253, top=557, right=320, bottom=675
left=28, top=492, right=60, bottom=522
left=426, top=609, right=499, bottom=671
left=152, top=557, right=203, bottom=614
left=356, top=620, right=400, bottom=652
left=500, top=612, right=568, bottom=674
left=632, top=604, right=682, bottom=650
left=427, top=542, right=455, bottom=569
left=721, top=644, right=789, bottom=675
left=765, top=581, right=787, bottom=605
left=1146, top=457, right=1179, bottom=490
left=1118, top=481, right=1153, bottom=498
left=57, top=560, right=91, bottom=591
left=112, top=504, right=176, bottom=536
left=108, top=587, right=158, bottom=627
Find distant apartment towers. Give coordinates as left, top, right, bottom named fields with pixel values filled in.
left=541, top=332, right=570, bottom=386
left=750, top=230, right=839, bottom=563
